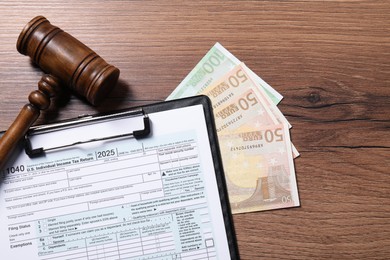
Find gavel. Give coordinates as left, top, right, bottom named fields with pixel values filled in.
left=0, top=16, right=120, bottom=169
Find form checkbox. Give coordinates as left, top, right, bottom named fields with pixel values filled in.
left=205, top=238, right=214, bottom=248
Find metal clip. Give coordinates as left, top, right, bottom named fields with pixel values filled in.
left=24, top=109, right=151, bottom=157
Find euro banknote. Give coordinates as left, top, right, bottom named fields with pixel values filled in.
left=218, top=124, right=299, bottom=213
left=200, top=63, right=291, bottom=127
left=199, top=63, right=299, bottom=158
left=213, top=88, right=278, bottom=133
left=166, top=43, right=283, bottom=104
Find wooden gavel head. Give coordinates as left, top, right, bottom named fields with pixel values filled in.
left=16, top=15, right=120, bottom=105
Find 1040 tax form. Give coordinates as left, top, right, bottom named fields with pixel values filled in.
left=1, top=98, right=238, bottom=260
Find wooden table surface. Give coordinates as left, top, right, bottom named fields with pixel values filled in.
left=1, top=1, right=389, bottom=259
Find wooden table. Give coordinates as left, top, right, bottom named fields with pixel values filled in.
left=1, top=1, right=389, bottom=259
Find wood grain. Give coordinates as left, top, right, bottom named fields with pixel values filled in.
left=1, top=1, right=389, bottom=259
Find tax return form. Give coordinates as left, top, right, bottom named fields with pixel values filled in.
left=0, top=96, right=238, bottom=260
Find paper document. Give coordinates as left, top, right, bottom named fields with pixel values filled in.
left=0, top=104, right=234, bottom=260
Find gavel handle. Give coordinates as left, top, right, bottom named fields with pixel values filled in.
left=0, top=75, right=60, bottom=170
left=0, top=105, right=40, bottom=169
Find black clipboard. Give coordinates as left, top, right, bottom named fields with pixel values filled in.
left=1, top=95, right=239, bottom=260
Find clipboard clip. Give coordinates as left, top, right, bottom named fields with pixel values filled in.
left=24, top=108, right=151, bottom=157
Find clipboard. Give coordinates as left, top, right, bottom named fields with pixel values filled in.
left=0, top=95, right=239, bottom=260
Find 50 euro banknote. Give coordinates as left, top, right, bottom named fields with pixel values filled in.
left=199, top=63, right=299, bottom=157
left=218, top=123, right=300, bottom=214
left=200, top=63, right=291, bottom=128
left=213, top=88, right=278, bottom=133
